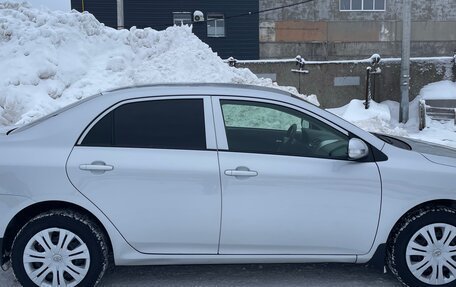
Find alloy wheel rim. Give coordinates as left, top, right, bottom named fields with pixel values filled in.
left=406, top=223, right=456, bottom=285
left=22, top=227, right=90, bottom=287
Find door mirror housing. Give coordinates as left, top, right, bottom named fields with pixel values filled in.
left=348, top=138, right=369, bottom=160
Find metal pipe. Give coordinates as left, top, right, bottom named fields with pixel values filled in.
left=117, top=0, right=124, bottom=29
left=365, top=67, right=371, bottom=109
left=400, top=0, right=411, bottom=123
left=372, top=70, right=376, bottom=102
left=452, top=50, right=456, bottom=82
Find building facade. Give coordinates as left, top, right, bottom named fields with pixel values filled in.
left=71, top=0, right=259, bottom=60
left=260, top=0, right=456, bottom=60
left=71, top=0, right=456, bottom=60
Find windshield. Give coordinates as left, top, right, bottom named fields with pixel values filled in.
left=10, top=93, right=102, bottom=134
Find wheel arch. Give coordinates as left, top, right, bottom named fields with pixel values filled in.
left=365, top=199, right=456, bottom=270
left=1, top=200, right=114, bottom=266
left=386, top=199, right=456, bottom=245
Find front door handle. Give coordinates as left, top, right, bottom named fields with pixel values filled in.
left=79, top=161, right=114, bottom=172
left=225, top=167, right=258, bottom=177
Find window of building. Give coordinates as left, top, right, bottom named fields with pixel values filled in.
left=81, top=99, right=206, bottom=150
left=173, top=12, right=192, bottom=26
left=207, top=13, right=225, bottom=37
left=220, top=100, right=349, bottom=159
left=340, top=0, right=385, bottom=11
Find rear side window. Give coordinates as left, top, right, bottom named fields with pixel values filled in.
left=81, top=99, right=206, bottom=150
left=81, top=111, right=113, bottom=147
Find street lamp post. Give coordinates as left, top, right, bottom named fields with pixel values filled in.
left=400, top=0, right=411, bottom=123
left=117, top=0, right=124, bottom=29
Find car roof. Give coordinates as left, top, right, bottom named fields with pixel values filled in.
left=104, top=83, right=293, bottom=97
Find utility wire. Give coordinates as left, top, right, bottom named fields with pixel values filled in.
left=225, top=0, right=315, bottom=20
left=191, top=0, right=316, bottom=24
left=145, top=0, right=316, bottom=28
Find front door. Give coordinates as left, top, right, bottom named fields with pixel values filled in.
left=214, top=98, right=382, bottom=255
left=66, top=97, right=221, bottom=254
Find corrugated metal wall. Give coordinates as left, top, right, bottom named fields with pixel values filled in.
left=71, top=0, right=259, bottom=60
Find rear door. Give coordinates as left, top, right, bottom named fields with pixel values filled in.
left=66, top=96, right=221, bottom=254
left=213, top=97, right=382, bottom=255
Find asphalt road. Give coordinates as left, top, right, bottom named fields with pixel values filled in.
left=1, top=263, right=402, bottom=286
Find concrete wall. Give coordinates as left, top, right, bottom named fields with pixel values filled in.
left=260, top=0, right=456, bottom=59
left=238, top=58, right=455, bottom=108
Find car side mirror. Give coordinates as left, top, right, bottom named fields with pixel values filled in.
left=301, top=118, right=309, bottom=129
left=348, top=138, right=369, bottom=160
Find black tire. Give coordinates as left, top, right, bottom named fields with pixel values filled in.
left=387, top=206, right=456, bottom=287
left=11, top=209, right=109, bottom=287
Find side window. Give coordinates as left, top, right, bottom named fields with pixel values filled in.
left=220, top=100, right=349, bottom=160
left=81, top=99, right=206, bottom=150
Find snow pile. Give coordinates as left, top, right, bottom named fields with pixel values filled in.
left=329, top=99, right=408, bottom=137
left=329, top=81, right=456, bottom=148
left=330, top=100, right=390, bottom=123
left=420, top=80, right=456, bottom=100
left=0, top=3, right=318, bottom=126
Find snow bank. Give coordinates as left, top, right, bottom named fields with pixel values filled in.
left=328, top=81, right=456, bottom=148
left=329, top=99, right=390, bottom=123
left=328, top=99, right=408, bottom=137
left=419, top=80, right=456, bottom=100
left=0, top=2, right=318, bottom=126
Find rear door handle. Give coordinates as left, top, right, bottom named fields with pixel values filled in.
left=79, top=162, right=114, bottom=172
left=225, top=167, right=258, bottom=177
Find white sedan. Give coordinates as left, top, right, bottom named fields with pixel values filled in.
left=0, top=84, right=455, bottom=287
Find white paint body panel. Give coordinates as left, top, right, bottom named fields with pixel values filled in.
left=217, top=152, right=381, bottom=255
left=358, top=143, right=456, bottom=263
left=67, top=147, right=221, bottom=254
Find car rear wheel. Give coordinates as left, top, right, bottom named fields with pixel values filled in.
left=11, top=210, right=108, bottom=287
left=388, top=206, right=456, bottom=287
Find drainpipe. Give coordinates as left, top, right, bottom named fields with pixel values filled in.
left=117, top=0, right=124, bottom=29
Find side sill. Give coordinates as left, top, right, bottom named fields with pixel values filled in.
left=115, top=253, right=357, bottom=266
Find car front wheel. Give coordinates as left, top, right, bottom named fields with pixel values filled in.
left=388, top=206, right=456, bottom=287
left=11, top=210, right=108, bottom=287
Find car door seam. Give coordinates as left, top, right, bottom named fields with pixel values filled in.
left=211, top=96, right=224, bottom=255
